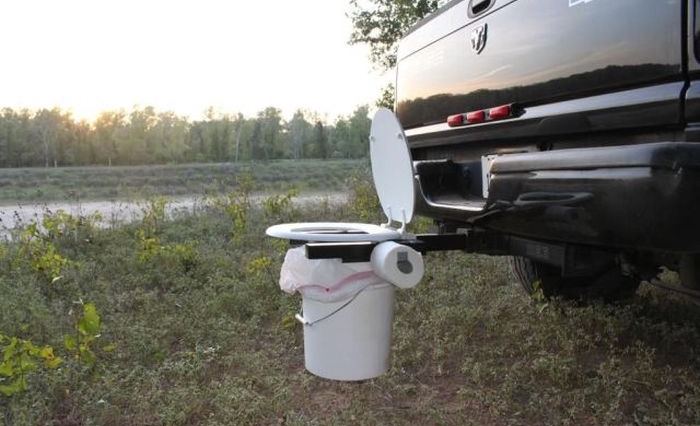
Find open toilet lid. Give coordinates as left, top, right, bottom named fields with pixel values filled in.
left=370, top=108, right=415, bottom=226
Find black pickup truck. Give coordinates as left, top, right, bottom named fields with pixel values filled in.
left=395, top=0, right=700, bottom=299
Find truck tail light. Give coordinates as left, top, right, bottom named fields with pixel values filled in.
left=466, top=110, right=486, bottom=123
left=488, top=104, right=512, bottom=120
left=447, top=114, right=464, bottom=127
left=446, top=104, right=517, bottom=127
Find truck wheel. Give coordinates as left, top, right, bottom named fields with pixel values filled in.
left=510, top=256, right=639, bottom=301
left=680, top=254, right=700, bottom=290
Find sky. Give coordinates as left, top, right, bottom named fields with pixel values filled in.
left=0, top=0, right=389, bottom=122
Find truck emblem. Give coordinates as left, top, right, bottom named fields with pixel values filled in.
left=470, top=23, right=488, bottom=54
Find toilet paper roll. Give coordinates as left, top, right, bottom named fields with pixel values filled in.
left=370, top=241, right=424, bottom=289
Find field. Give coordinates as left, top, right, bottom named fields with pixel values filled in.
left=1, top=165, right=699, bottom=425
left=0, top=160, right=366, bottom=204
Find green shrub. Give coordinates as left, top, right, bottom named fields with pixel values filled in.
left=135, top=230, right=200, bottom=274
left=18, top=223, right=72, bottom=284
left=217, top=170, right=255, bottom=244
left=262, top=189, right=299, bottom=224
left=347, top=168, right=382, bottom=223
left=140, top=197, right=168, bottom=236
left=0, top=334, right=61, bottom=397
left=64, top=301, right=113, bottom=368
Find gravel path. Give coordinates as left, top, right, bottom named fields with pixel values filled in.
left=0, top=192, right=348, bottom=238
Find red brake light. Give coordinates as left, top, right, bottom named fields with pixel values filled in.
left=466, top=110, right=486, bottom=123
left=447, top=114, right=464, bottom=127
left=448, top=104, right=516, bottom=127
left=488, top=104, right=511, bottom=120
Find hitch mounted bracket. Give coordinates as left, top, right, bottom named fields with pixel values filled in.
left=303, top=228, right=617, bottom=278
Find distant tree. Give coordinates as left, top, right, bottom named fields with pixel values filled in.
left=249, top=120, right=263, bottom=160
left=312, top=121, right=328, bottom=159
left=122, top=107, right=157, bottom=164
left=32, top=108, right=65, bottom=167
left=257, top=107, right=284, bottom=160
left=330, top=106, right=372, bottom=159
left=233, top=116, right=257, bottom=162
left=55, top=111, right=77, bottom=166
left=348, top=105, right=371, bottom=158
left=94, top=110, right=125, bottom=166
left=287, top=110, right=312, bottom=160
left=191, top=108, right=235, bottom=162
left=15, top=109, right=33, bottom=166
left=348, top=0, right=438, bottom=70
left=188, top=121, right=204, bottom=162
left=0, top=111, right=9, bottom=167
left=70, top=119, right=93, bottom=165
left=0, top=108, right=31, bottom=167
left=204, top=108, right=237, bottom=162
left=219, top=115, right=235, bottom=161
left=152, top=111, right=189, bottom=163
left=331, top=117, right=351, bottom=158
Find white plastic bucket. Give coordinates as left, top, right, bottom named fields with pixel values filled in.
left=296, top=282, right=396, bottom=381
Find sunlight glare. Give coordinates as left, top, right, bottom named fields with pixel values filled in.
left=0, top=0, right=388, bottom=121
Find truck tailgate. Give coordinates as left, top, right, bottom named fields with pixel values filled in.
left=396, top=0, right=684, bottom=131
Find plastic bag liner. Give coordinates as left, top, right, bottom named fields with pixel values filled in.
left=280, top=247, right=385, bottom=303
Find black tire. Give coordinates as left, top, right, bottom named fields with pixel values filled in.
left=680, top=254, right=700, bottom=290
left=510, top=256, right=640, bottom=301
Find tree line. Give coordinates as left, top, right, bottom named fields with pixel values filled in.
left=0, top=105, right=372, bottom=168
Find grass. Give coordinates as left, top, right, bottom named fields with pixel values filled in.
left=0, top=181, right=699, bottom=425
left=0, top=159, right=366, bottom=204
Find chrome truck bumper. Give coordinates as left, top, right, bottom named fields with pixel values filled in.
left=414, top=142, right=700, bottom=253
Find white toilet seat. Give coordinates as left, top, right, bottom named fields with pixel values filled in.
left=266, top=109, right=414, bottom=244
left=266, top=222, right=401, bottom=242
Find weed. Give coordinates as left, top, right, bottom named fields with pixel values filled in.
left=217, top=170, right=255, bottom=244
left=262, top=189, right=300, bottom=224
left=135, top=230, right=200, bottom=274
left=347, top=168, right=382, bottom=222
left=42, top=209, right=102, bottom=243
left=64, top=301, right=112, bottom=368
left=0, top=333, right=62, bottom=426
left=140, top=197, right=167, bottom=236
left=18, top=222, right=72, bottom=283
left=0, top=334, right=61, bottom=397
left=246, top=255, right=273, bottom=280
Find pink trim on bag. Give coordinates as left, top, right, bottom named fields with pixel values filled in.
left=296, top=270, right=379, bottom=293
